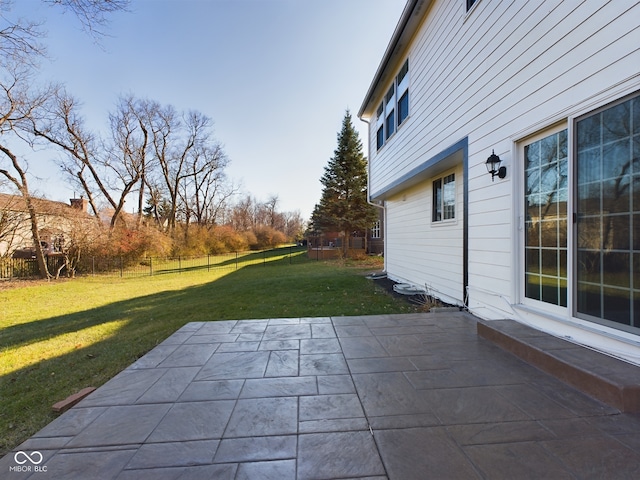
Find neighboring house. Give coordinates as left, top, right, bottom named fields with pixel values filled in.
left=307, top=230, right=367, bottom=256
left=358, top=0, right=640, bottom=364
left=367, top=209, right=384, bottom=255
left=0, top=193, right=89, bottom=257
left=307, top=211, right=384, bottom=255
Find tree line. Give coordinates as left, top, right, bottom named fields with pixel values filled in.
left=0, top=1, right=304, bottom=278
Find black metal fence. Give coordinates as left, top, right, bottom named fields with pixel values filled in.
left=0, top=246, right=308, bottom=280
left=0, top=256, right=65, bottom=280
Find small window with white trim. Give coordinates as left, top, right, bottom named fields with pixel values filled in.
left=371, top=220, right=381, bottom=239
left=433, top=173, right=455, bottom=222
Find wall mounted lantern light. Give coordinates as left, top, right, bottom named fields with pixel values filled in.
left=486, top=150, right=507, bottom=181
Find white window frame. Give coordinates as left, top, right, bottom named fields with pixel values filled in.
left=573, top=91, right=640, bottom=331
left=371, top=220, right=381, bottom=239
left=432, top=171, right=457, bottom=224
left=516, top=122, right=571, bottom=317
left=375, top=58, right=409, bottom=151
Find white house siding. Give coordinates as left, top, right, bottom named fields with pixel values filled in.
left=362, top=0, right=640, bottom=364
left=385, top=164, right=464, bottom=306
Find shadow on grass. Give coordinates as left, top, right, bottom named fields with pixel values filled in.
left=99, top=246, right=308, bottom=277
left=1, top=252, right=312, bottom=351
left=0, top=259, right=414, bottom=455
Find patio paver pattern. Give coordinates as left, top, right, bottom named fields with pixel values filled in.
left=3, top=312, right=640, bottom=479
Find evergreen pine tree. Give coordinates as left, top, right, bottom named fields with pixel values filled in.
left=313, top=110, right=378, bottom=256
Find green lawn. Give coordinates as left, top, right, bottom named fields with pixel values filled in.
left=0, top=257, right=414, bottom=456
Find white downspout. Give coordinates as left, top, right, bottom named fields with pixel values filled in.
left=360, top=116, right=387, bottom=272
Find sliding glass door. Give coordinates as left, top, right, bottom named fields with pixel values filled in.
left=575, top=93, right=640, bottom=330
left=524, top=129, right=568, bottom=307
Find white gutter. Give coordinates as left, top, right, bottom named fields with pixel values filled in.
left=359, top=117, right=384, bottom=210
left=360, top=116, right=387, bottom=271
left=358, top=0, right=427, bottom=118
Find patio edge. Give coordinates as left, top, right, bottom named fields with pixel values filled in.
left=477, top=319, right=640, bottom=413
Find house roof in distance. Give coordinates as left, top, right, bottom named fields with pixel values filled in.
left=0, top=193, right=87, bottom=216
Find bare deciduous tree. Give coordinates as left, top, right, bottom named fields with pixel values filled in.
left=31, top=88, right=104, bottom=219
left=228, top=194, right=257, bottom=232
left=42, top=0, right=129, bottom=39
left=103, top=95, right=150, bottom=227
left=0, top=193, right=24, bottom=256
left=0, top=0, right=129, bottom=278
left=160, top=110, right=206, bottom=231
left=263, top=194, right=279, bottom=229
left=1, top=0, right=130, bottom=65
left=0, top=1, right=45, bottom=67
left=282, top=210, right=305, bottom=240
left=0, top=65, right=56, bottom=277
left=182, top=142, right=236, bottom=228
left=51, top=204, right=102, bottom=278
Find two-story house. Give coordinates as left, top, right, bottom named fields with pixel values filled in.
left=0, top=193, right=89, bottom=258
left=359, top=0, right=640, bottom=364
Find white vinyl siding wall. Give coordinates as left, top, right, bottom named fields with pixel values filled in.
left=371, top=1, right=639, bottom=194
left=385, top=164, right=464, bottom=305
left=367, top=0, right=640, bottom=319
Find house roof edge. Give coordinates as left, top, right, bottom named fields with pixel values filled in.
left=358, top=0, right=427, bottom=119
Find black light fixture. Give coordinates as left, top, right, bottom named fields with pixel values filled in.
left=486, top=150, right=507, bottom=181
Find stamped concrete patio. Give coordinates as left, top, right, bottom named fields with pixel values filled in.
left=3, top=312, right=640, bottom=479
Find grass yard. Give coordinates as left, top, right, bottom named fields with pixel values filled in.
left=0, top=257, right=415, bottom=456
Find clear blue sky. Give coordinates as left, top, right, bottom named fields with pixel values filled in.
left=10, top=0, right=406, bottom=221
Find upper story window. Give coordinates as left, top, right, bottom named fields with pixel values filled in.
left=385, top=84, right=395, bottom=104
left=386, top=110, right=395, bottom=139
left=398, top=90, right=409, bottom=125
left=466, top=0, right=478, bottom=11
left=376, top=126, right=385, bottom=150
left=397, top=60, right=409, bottom=84
left=376, top=59, right=409, bottom=150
